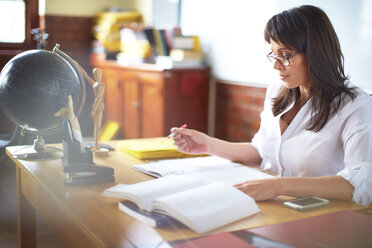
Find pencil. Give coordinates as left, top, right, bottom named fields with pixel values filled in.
left=167, top=124, right=187, bottom=138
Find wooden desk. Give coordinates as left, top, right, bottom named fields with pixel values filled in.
left=6, top=141, right=365, bottom=248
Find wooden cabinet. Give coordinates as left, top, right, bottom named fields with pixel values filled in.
left=91, top=57, right=210, bottom=139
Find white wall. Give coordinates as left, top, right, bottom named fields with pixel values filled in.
left=181, top=0, right=372, bottom=92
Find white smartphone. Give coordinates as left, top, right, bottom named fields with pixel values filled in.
left=283, top=196, right=330, bottom=211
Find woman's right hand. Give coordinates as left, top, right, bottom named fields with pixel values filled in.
left=170, top=127, right=212, bottom=155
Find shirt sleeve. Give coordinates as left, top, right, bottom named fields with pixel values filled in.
left=337, top=92, right=372, bottom=206
left=344, top=162, right=372, bottom=206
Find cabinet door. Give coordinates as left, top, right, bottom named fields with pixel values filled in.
left=141, top=82, right=164, bottom=137
left=101, top=68, right=123, bottom=126
left=93, top=62, right=209, bottom=139
left=137, top=71, right=164, bottom=138
left=123, top=76, right=141, bottom=139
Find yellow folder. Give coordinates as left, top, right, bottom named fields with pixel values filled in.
left=117, top=137, right=191, bottom=159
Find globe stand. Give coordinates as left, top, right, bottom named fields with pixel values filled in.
left=12, top=135, right=63, bottom=160
left=62, top=119, right=114, bottom=186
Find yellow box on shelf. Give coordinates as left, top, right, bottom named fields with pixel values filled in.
left=170, top=49, right=203, bottom=61
left=117, top=137, right=192, bottom=159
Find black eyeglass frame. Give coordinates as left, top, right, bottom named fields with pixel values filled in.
left=267, top=51, right=299, bottom=66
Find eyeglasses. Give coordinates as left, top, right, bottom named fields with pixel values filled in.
left=267, top=51, right=298, bottom=66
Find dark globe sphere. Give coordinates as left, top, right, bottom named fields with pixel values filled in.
left=0, top=47, right=85, bottom=135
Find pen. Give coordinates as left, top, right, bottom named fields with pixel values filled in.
left=167, top=124, right=187, bottom=138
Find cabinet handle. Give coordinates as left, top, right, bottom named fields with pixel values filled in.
left=163, top=71, right=172, bottom=78
left=131, top=101, right=140, bottom=108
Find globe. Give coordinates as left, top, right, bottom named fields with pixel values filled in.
left=0, top=44, right=86, bottom=159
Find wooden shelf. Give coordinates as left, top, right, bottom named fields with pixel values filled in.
left=90, top=55, right=210, bottom=139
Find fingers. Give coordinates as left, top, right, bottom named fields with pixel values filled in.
left=176, top=140, right=189, bottom=153
left=171, top=132, right=188, bottom=149
left=234, top=179, right=279, bottom=201
left=168, top=127, right=210, bottom=154
left=170, top=124, right=187, bottom=134
left=234, top=182, right=250, bottom=192
left=167, top=128, right=177, bottom=139
left=234, top=182, right=245, bottom=188
left=169, top=128, right=193, bottom=153
left=234, top=181, right=260, bottom=200
left=168, top=126, right=190, bottom=139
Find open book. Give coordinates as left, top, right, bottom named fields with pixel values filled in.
left=133, top=155, right=268, bottom=179
left=102, top=175, right=260, bottom=233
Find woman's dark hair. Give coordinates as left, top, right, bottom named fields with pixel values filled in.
left=264, top=5, right=355, bottom=131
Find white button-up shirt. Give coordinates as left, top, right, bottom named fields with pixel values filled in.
left=251, top=81, right=372, bottom=205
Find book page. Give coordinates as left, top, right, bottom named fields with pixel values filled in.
left=150, top=182, right=260, bottom=233
left=133, top=156, right=236, bottom=177
left=190, top=166, right=274, bottom=185
left=102, top=175, right=205, bottom=210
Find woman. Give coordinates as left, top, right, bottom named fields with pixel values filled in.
left=170, top=5, right=372, bottom=205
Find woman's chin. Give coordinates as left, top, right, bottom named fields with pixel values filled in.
left=282, top=81, right=295, bottom=89
left=281, top=79, right=298, bottom=89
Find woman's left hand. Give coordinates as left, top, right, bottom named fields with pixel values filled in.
left=234, top=178, right=281, bottom=201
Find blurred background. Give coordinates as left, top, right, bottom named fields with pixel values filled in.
left=1, top=0, right=371, bottom=143
left=1, top=0, right=371, bottom=246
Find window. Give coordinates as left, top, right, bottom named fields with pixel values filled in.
left=0, top=0, right=39, bottom=133
left=0, top=0, right=26, bottom=43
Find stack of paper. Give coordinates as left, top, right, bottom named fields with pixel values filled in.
left=117, top=137, right=192, bottom=159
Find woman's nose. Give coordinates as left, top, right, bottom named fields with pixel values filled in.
left=273, top=59, right=284, bottom=70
